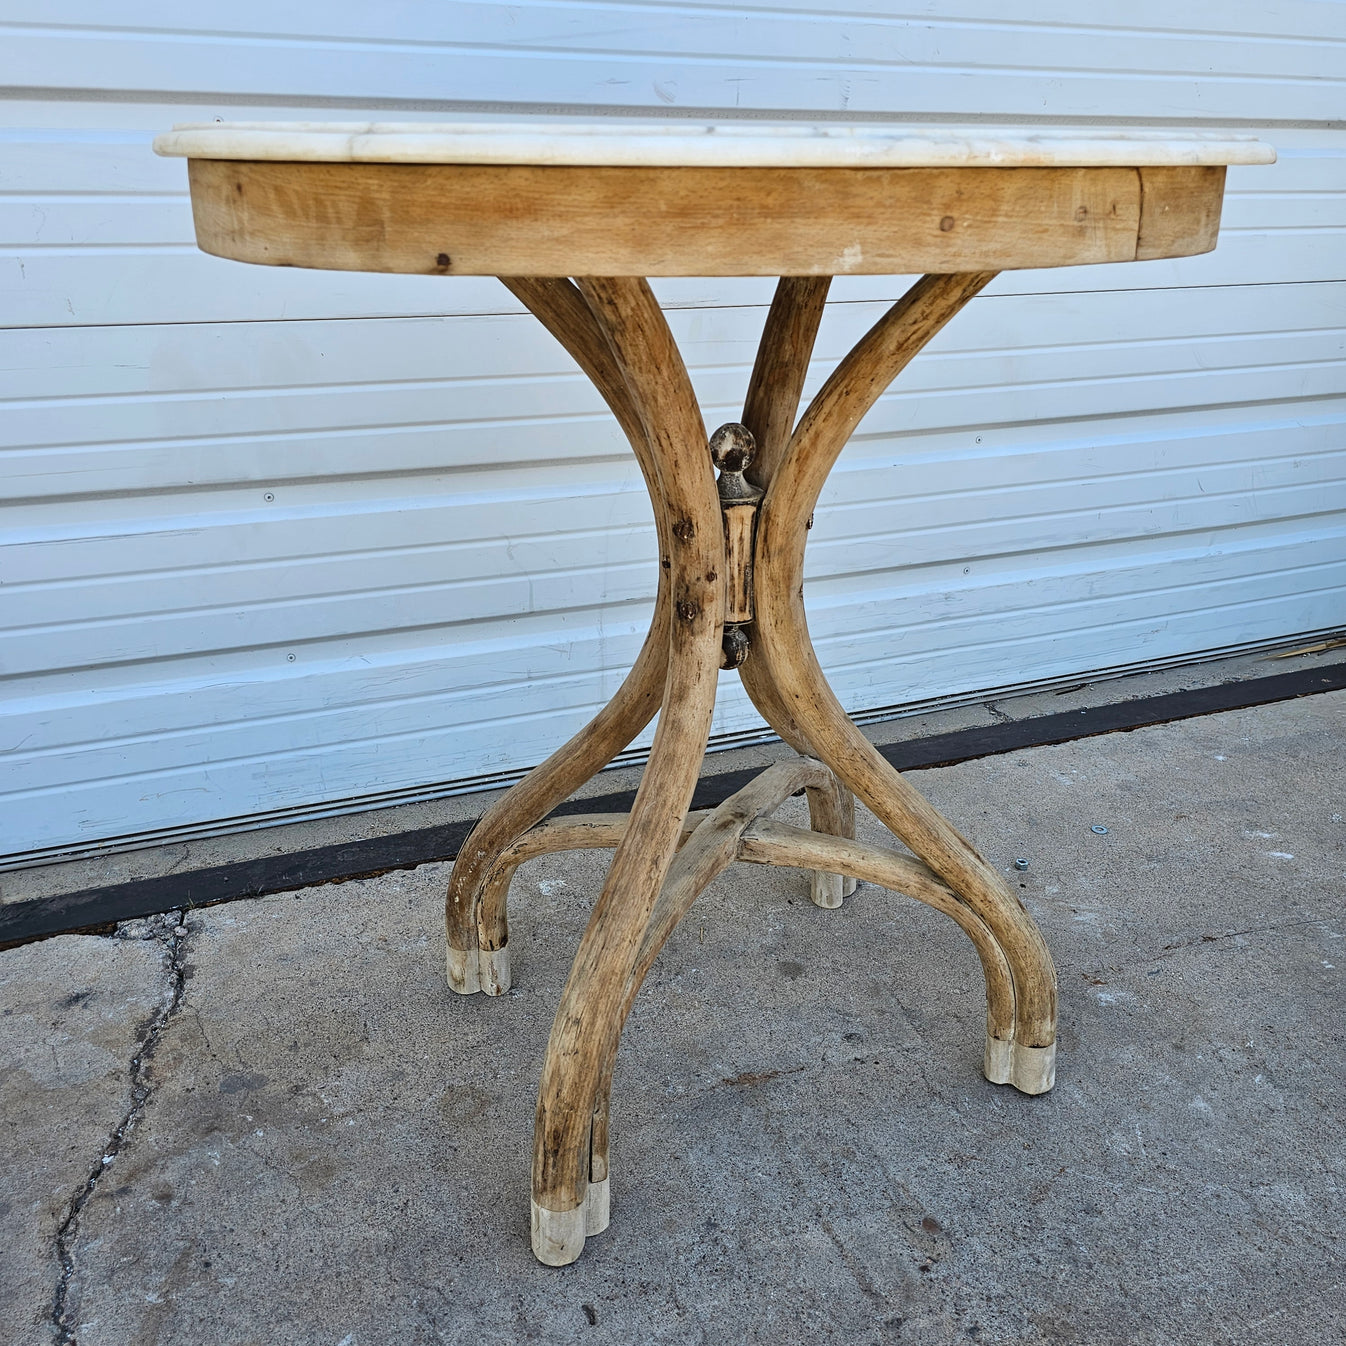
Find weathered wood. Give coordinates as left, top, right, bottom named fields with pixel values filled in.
left=742, top=819, right=1054, bottom=1092
left=586, top=758, right=840, bottom=1199
left=476, top=811, right=710, bottom=959
left=1136, top=165, right=1225, bottom=261
left=462, top=757, right=860, bottom=1225
left=530, top=276, right=725, bottom=1266
left=736, top=277, right=828, bottom=752
left=710, top=424, right=760, bottom=622
left=636, top=760, right=836, bottom=986
left=721, top=506, right=756, bottom=624
left=164, top=128, right=1260, bottom=1270
left=801, top=771, right=858, bottom=909
left=444, top=277, right=670, bottom=994
left=738, top=276, right=859, bottom=902
left=492, top=811, right=710, bottom=870
left=189, top=161, right=1165, bottom=276
left=464, top=271, right=1057, bottom=1267
left=751, top=272, right=1059, bottom=1060
left=742, top=277, right=833, bottom=495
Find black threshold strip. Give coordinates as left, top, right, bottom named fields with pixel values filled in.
left=4, top=662, right=1344, bottom=949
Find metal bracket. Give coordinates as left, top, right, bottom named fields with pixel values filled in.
left=709, top=423, right=763, bottom=669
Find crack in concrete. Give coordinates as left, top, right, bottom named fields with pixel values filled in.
left=1078, top=915, right=1329, bottom=983
left=1152, top=916, right=1325, bottom=962
left=50, top=909, right=191, bottom=1345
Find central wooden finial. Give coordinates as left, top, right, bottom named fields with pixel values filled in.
left=709, top=423, right=764, bottom=669
left=709, top=422, right=758, bottom=502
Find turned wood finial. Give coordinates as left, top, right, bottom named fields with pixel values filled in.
left=709, top=423, right=763, bottom=669
left=709, top=423, right=761, bottom=504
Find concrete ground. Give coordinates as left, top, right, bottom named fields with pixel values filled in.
left=2, top=691, right=1343, bottom=1345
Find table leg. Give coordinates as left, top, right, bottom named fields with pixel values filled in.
left=738, top=276, right=859, bottom=907
left=444, top=278, right=671, bottom=996
left=750, top=272, right=1058, bottom=1090
left=529, top=276, right=725, bottom=1265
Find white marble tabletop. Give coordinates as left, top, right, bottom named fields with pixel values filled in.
left=154, top=120, right=1275, bottom=168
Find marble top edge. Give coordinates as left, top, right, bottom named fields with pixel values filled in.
left=153, top=120, right=1276, bottom=168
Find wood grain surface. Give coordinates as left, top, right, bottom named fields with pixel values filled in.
left=189, top=161, right=1224, bottom=275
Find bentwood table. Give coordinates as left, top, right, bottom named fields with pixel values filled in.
left=155, top=120, right=1274, bottom=1265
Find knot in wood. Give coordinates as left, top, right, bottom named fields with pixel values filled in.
left=675, top=599, right=702, bottom=623
left=708, top=424, right=762, bottom=505
left=671, top=517, right=696, bottom=542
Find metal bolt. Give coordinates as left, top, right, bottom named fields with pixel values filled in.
left=1091, top=825, right=1109, bottom=835
left=1013, top=858, right=1030, bottom=871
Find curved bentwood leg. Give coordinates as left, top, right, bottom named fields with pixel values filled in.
left=739, top=278, right=858, bottom=909
left=529, top=276, right=726, bottom=1265
left=750, top=272, right=1058, bottom=1094
left=445, top=277, right=672, bottom=995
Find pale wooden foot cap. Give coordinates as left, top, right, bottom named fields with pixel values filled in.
left=985, top=1035, right=1056, bottom=1092
left=810, top=871, right=846, bottom=909
left=531, top=1198, right=586, bottom=1266
left=584, top=1177, right=610, bottom=1236
left=1010, top=1041, right=1056, bottom=1095
left=984, top=1033, right=1014, bottom=1085
left=479, top=943, right=511, bottom=996
left=446, top=943, right=480, bottom=995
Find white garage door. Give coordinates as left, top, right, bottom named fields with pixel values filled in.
left=2, top=2, right=1344, bottom=864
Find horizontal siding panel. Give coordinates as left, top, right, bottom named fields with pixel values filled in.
left=803, top=524, right=1346, bottom=687
left=5, top=522, right=1342, bottom=854
left=6, top=429, right=1340, bottom=677
left=10, top=518, right=1341, bottom=778
left=5, top=2, right=1346, bottom=120
left=5, top=398, right=1343, bottom=743
left=14, top=0, right=1346, bottom=42
left=2, top=610, right=655, bottom=767
left=4, top=280, right=1345, bottom=500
